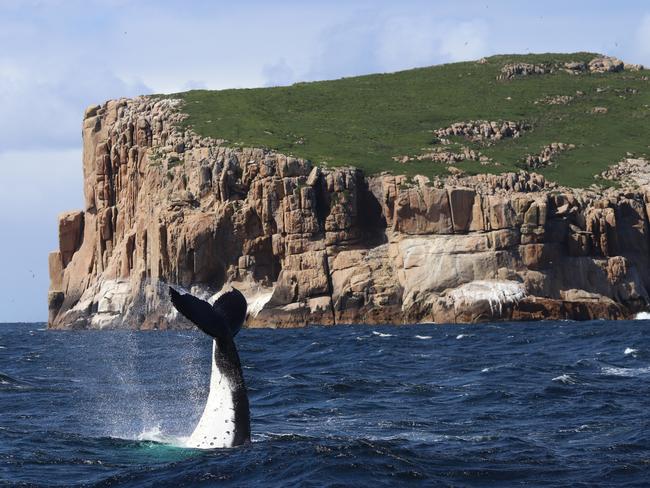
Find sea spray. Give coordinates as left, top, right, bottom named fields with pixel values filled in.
left=107, top=330, right=156, bottom=440
left=91, top=329, right=208, bottom=442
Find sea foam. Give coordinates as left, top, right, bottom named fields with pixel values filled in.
left=601, top=366, right=650, bottom=377
left=552, top=373, right=578, bottom=385
left=372, top=331, right=393, bottom=338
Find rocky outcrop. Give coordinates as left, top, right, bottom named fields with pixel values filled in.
left=522, top=143, right=575, bottom=170
left=535, top=95, right=574, bottom=105
left=434, top=120, right=528, bottom=145
left=499, top=56, right=643, bottom=80
left=393, top=147, right=491, bottom=166
left=588, top=56, right=624, bottom=73
left=600, top=158, right=650, bottom=187
left=48, top=97, right=650, bottom=329
left=499, top=63, right=552, bottom=80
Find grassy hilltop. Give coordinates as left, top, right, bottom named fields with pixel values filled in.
left=170, top=53, right=649, bottom=188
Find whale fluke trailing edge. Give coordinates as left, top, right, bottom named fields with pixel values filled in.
left=169, top=286, right=251, bottom=448
left=170, top=286, right=246, bottom=338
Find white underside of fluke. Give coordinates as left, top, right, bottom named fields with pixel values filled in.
left=185, top=341, right=236, bottom=449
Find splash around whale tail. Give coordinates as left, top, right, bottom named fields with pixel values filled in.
left=169, top=287, right=247, bottom=338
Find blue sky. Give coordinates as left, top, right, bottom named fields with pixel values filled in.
left=1, top=0, right=650, bottom=322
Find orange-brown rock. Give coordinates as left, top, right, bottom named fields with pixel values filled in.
left=48, top=96, right=650, bottom=329
left=58, top=211, right=84, bottom=267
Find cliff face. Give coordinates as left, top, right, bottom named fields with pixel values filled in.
left=48, top=97, right=650, bottom=329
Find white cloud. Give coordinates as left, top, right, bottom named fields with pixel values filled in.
left=300, top=9, right=490, bottom=82
left=0, top=66, right=150, bottom=152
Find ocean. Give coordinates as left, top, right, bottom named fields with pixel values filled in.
left=1, top=320, right=649, bottom=487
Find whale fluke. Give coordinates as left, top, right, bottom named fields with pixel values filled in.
left=170, top=286, right=246, bottom=338
left=169, top=285, right=251, bottom=448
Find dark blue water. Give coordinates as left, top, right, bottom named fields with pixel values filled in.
left=1, top=321, right=650, bottom=487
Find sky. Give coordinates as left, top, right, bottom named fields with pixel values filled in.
left=1, top=0, right=650, bottom=322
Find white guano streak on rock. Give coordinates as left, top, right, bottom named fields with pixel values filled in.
left=447, top=280, right=526, bottom=316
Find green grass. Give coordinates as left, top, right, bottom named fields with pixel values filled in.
left=164, top=53, right=650, bottom=187
left=167, top=156, right=183, bottom=168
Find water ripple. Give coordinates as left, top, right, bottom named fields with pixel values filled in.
left=1, top=321, right=650, bottom=486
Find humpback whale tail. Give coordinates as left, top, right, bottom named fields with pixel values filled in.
left=170, top=286, right=247, bottom=338
left=169, top=286, right=251, bottom=449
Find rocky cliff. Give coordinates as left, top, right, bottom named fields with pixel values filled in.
left=48, top=96, right=650, bottom=329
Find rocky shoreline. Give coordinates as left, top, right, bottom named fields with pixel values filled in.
left=48, top=96, right=650, bottom=329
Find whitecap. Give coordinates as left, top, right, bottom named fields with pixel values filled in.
left=372, top=331, right=393, bottom=338
left=601, top=366, right=650, bottom=377
left=558, top=424, right=590, bottom=433
left=414, top=335, right=432, bottom=340
left=552, top=373, right=578, bottom=385
left=624, top=347, right=638, bottom=356
left=480, top=367, right=490, bottom=373
left=635, top=311, right=650, bottom=320
left=456, top=334, right=467, bottom=340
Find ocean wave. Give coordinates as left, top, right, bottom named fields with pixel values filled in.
left=624, top=347, right=638, bottom=356
left=414, top=335, right=432, bottom=340
left=372, top=331, right=393, bottom=338
left=0, top=372, right=20, bottom=386
left=0, top=372, right=34, bottom=390
left=601, top=366, right=650, bottom=377
left=552, top=373, right=578, bottom=385
left=3, top=321, right=650, bottom=486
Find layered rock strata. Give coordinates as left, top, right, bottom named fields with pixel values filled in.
left=48, top=97, right=650, bottom=329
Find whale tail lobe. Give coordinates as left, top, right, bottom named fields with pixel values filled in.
left=170, top=287, right=247, bottom=338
